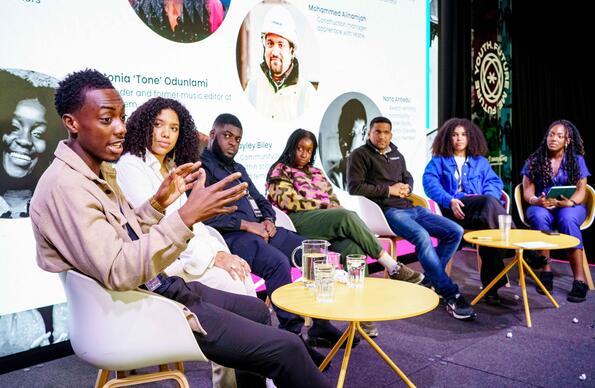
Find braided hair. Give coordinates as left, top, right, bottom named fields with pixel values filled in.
left=525, top=119, right=585, bottom=188
left=266, top=128, right=317, bottom=181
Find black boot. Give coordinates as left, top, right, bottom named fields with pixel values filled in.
left=536, top=271, right=553, bottom=294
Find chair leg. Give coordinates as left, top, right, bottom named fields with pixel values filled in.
left=95, top=369, right=110, bottom=388
left=102, top=370, right=190, bottom=388
left=445, top=259, right=454, bottom=276
left=582, top=249, right=594, bottom=290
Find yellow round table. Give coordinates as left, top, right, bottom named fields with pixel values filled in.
left=464, top=229, right=579, bottom=327
left=271, top=277, right=438, bottom=388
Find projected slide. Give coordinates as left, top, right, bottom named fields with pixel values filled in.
left=0, top=0, right=429, bottom=357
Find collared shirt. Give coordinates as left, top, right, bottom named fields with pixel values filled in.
left=30, top=142, right=194, bottom=291
left=116, top=151, right=228, bottom=276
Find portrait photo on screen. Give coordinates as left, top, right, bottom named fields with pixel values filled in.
left=318, top=92, right=381, bottom=191
left=0, top=69, right=63, bottom=219
left=236, top=0, right=319, bottom=121
left=128, top=0, right=231, bottom=43
left=0, top=303, right=68, bottom=358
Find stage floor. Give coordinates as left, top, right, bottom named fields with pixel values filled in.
left=1, top=249, right=593, bottom=387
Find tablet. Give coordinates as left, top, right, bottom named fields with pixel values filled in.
left=546, top=185, right=576, bottom=199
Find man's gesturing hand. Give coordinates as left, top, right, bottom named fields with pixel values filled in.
left=153, top=162, right=202, bottom=210
left=179, top=171, right=248, bottom=226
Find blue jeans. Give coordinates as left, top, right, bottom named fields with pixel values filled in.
left=384, top=206, right=463, bottom=299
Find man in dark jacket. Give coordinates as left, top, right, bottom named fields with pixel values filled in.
left=201, top=113, right=350, bottom=356
left=347, top=116, right=476, bottom=321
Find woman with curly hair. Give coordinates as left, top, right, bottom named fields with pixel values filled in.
left=521, top=119, right=591, bottom=302
left=116, top=97, right=255, bottom=297
left=422, top=118, right=511, bottom=304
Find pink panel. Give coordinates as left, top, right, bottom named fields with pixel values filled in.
left=251, top=267, right=303, bottom=293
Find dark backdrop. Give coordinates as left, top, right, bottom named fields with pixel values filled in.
left=440, top=0, right=593, bottom=260
left=511, top=2, right=593, bottom=259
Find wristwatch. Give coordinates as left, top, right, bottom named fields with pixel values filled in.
left=150, top=196, right=166, bottom=213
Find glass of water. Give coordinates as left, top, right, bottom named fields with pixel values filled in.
left=314, top=262, right=335, bottom=303
left=498, top=214, right=512, bottom=242
left=346, top=254, right=366, bottom=288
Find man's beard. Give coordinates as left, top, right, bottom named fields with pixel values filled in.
left=212, top=139, right=235, bottom=166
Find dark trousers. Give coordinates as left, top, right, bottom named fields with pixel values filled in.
left=223, top=227, right=307, bottom=333
left=155, top=276, right=329, bottom=388
left=440, top=195, right=511, bottom=292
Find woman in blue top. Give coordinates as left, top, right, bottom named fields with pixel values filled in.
left=423, top=118, right=510, bottom=304
left=521, top=119, right=590, bottom=303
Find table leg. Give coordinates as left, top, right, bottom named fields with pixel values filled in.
left=336, top=322, right=357, bottom=388
left=517, top=252, right=532, bottom=327
left=521, top=259, right=559, bottom=308
left=471, top=254, right=519, bottom=305
left=355, top=323, right=415, bottom=388
left=318, top=323, right=352, bottom=372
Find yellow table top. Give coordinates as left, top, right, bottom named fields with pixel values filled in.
left=463, top=229, right=580, bottom=250
left=271, top=277, right=439, bottom=322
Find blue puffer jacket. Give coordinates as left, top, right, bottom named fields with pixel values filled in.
left=422, top=155, right=503, bottom=209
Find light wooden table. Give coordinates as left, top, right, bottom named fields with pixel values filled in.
left=463, top=229, right=579, bottom=327
left=271, top=277, right=438, bottom=388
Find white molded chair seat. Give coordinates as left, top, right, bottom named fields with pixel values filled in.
left=60, top=270, right=208, bottom=387
left=273, top=206, right=297, bottom=232
left=354, top=193, right=430, bottom=261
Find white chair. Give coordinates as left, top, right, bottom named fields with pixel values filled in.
left=514, top=183, right=594, bottom=290
left=273, top=206, right=297, bottom=232
left=355, top=193, right=430, bottom=262
left=60, top=270, right=208, bottom=388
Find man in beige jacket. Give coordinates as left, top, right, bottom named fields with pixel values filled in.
left=30, top=69, right=329, bottom=388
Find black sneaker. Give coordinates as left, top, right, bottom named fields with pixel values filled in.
left=536, top=271, right=554, bottom=295
left=307, top=323, right=359, bottom=348
left=446, top=294, right=477, bottom=320
left=481, top=291, right=501, bottom=306
left=525, top=251, right=549, bottom=269
left=567, top=280, right=588, bottom=303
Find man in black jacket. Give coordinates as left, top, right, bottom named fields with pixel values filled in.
left=347, top=116, right=476, bottom=321
left=201, top=113, right=349, bottom=354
